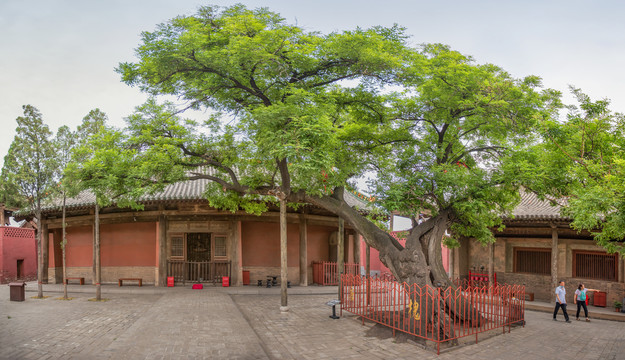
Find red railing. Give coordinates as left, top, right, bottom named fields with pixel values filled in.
left=340, top=274, right=525, bottom=354
left=312, top=261, right=359, bottom=285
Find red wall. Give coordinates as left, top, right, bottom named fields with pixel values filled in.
left=64, top=226, right=94, bottom=267
left=241, top=221, right=334, bottom=267
left=0, top=226, right=37, bottom=283
left=101, top=222, right=156, bottom=266
left=63, top=222, right=157, bottom=267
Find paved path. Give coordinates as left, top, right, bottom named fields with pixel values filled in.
left=1, top=284, right=624, bottom=359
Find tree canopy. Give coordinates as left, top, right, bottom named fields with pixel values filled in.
left=530, top=88, right=625, bottom=254
left=1, top=105, right=57, bottom=210
left=110, top=4, right=568, bottom=287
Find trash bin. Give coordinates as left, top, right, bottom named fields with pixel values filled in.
left=9, top=282, right=26, bottom=302
left=242, top=271, right=250, bottom=285
left=593, top=291, right=607, bottom=307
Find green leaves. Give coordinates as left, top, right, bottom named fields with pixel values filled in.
left=531, top=88, right=625, bottom=254
left=1, top=105, right=57, bottom=211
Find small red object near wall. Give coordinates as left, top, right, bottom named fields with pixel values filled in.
left=222, top=276, right=229, bottom=287
left=167, top=276, right=174, bottom=287
left=242, top=270, right=250, bottom=285
left=593, top=291, right=607, bottom=307
left=192, top=283, right=203, bottom=289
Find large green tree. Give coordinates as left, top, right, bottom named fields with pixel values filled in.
left=117, top=4, right=408, bottom=308
left=113, top=4, right=554, bottom=331
left=1, top=105, right=57, bottom=298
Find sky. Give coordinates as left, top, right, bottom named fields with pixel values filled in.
left=1, top=0, right=624, bottom=175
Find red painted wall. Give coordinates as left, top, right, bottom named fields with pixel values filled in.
left=63, top=222, right=157, bottom=267
left=64, top=226, right=94, bottom=267
left=0, top=226, right=37, bottom=283
left=101, top=222, right=156, bottom=266
left=241, top=221, right=334, bottom=267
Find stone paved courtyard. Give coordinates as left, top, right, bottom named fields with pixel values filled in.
left=1, top=284, right=624, bottom=359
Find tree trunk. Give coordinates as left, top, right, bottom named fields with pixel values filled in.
left=35, top=210, right=43, bottom=298
left=95, top=204, right=101, bottom=301
left=62, top=194, right=68, bottom=299
left=306, top=188, right=486, bottom=334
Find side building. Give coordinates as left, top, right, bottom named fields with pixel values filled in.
left=451, top=192, right=625, bottom=305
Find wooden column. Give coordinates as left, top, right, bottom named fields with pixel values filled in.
left=158, top=215, right=167, bottom=287
left=299, top=215, right=308, bottom=286
left=337, top=218, right=344, bottom=300
left=41, top=218, right=49, bottom=283
left=52, top=229, right=63, bottom=284
left=95, top=204, right=101, bottom=301
left=337, top=218, right=344, bottom=274
left=448, top=246, right=455, bottom=280
left=619, top=256, right=624, bottom=283
left=230, top=220, right=243, bottom=286
left=92, top=222, right=96, bottom=285
left=353, top=232, right=361, bottom=273
left=366, top=244, right=371, bottom=305
left=365, top=245, right=371, bottom=277
left=279, top=198, right=288, bottom=311
left=488, top=242, right=494, bottom=285
left=551, top=224, right=559, bottom=289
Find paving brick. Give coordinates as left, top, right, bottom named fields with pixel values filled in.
left=1, top=284, right=625, bottom=359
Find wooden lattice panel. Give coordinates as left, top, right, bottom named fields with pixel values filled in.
left=0, top=226, right=35, bottom=239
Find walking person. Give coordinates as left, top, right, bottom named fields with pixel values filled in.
left=553, top=280, right=571, bottom=323
left=575, top=283, right=600, bottom=322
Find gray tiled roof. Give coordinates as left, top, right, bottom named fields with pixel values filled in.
left=29, top=178, right=371, bottom=214
left=507, top=191, right=568, bottom=221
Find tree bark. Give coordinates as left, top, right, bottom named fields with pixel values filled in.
left=305, top=188, right=486, bottom=333
left=95, top=204, right=101, bottom=301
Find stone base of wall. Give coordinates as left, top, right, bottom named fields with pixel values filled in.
left=243, top=266, right=302, bottom=285
left=499, top=273, right=553, bottom=301
left=498, top=272, right=625, bottom=305
left=48, top=266, right=157, bottom=285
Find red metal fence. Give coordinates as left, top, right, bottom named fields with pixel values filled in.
left=312, top=261, right=359, bottom=285
left=340, top=274, right=525, bottom=354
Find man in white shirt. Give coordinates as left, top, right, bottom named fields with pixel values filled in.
left=553, top=280, right=571, bottom=323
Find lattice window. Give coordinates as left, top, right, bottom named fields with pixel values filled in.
left=170, top=235, right=184, bottom=259
left=573, top=251, right=618, bottom=281
left=1, top=227, right=35, bottom=239
left=514, top=248, right=551, bottom=275
left=214, top=235, right=227, bottom=258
